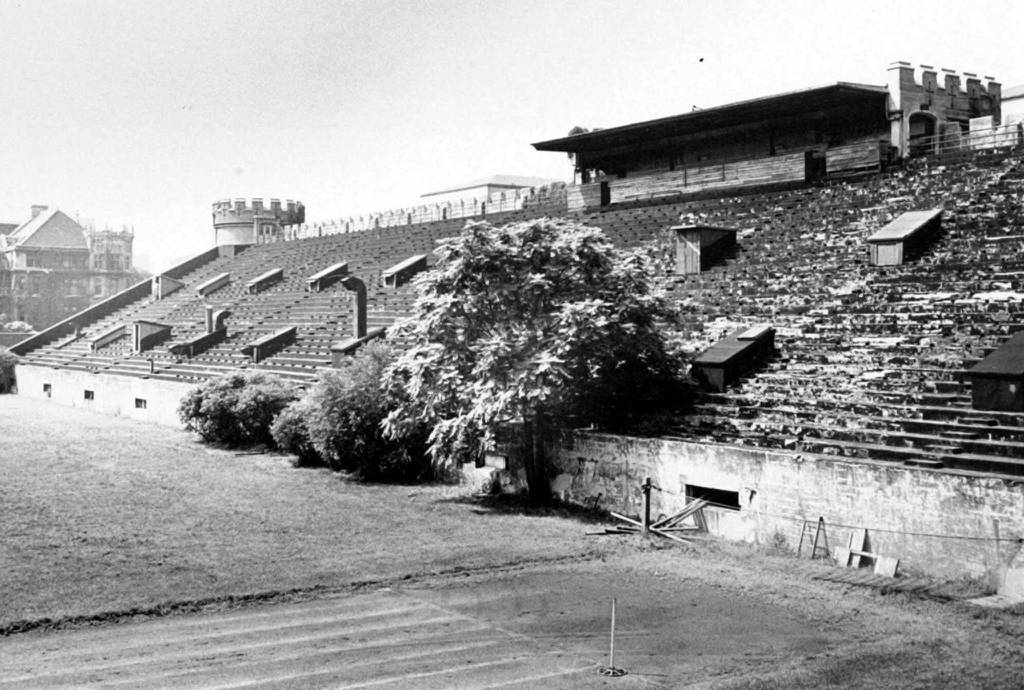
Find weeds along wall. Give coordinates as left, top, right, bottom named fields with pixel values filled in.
left=541, top=431, right=1024, bottom=583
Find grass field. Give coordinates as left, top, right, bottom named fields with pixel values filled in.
left=3, top=394, right=1024, bottom=687
left=0, top=395, right=600, bottom=629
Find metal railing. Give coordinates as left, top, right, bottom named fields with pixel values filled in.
left=908, top=122, right=1023, bottom=158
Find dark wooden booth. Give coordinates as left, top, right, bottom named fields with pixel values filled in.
left=692, top=325, right=776, bottom=392
left=967, top=331, right=1024, bottom=411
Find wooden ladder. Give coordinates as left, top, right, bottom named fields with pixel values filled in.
left=797, top=517, right=830, bottom=560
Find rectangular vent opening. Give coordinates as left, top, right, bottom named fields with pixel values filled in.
left=686, top=484, right=740, bottom=511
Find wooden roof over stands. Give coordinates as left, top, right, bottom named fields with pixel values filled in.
left=531, top=83, right=888, bottom=154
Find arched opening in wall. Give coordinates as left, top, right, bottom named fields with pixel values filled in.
left=908, top=112, right=938, bottom=156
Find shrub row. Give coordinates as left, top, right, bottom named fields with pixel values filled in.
left=0, top=347, right=17, bottom=393
left=178, top=342, right=431, bottom=482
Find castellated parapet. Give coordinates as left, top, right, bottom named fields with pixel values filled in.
left=886, top=61, right=1002, bottom=157
left=211, top=197, right=305, bottom=246
left=278, top=183, right=568, bottom=242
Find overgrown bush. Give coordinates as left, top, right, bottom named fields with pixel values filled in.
left=382, top=218, right=693, bottom=499
left=178, top=371, right=297, bottom=447
left=301, top=341, right=430, bottom=481
left=0, top=347, right=18, bottom=393
left=269, top=398, right=321, bottom=467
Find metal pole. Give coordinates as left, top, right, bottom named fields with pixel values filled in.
left=609, top=597, right=616, bottom=669
left=641, top=478, right=652, bottom=534
left=598, top=597, right=626, bottom=677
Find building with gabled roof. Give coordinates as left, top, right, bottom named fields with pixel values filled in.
left=4, top=207, right=91, bottom=253
left=0, top=205, right=134, bottom=328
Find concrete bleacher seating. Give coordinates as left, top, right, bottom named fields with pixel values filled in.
left=15, top=205, right=542, bottom=385
left=16, top=149, right=1024, bottom=479
left=650, top=153, right=1024, bottom=476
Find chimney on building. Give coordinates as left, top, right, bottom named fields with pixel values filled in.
left=30, top=204, right=48, bottom=218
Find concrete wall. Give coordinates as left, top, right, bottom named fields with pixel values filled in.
left=0, top=331, right=33, bottom=348
left=1004, top=96, right=1024, bottom=126
left=16, top=363, right=192, bottom=427
left=215, top=222, right=257, bottom=247
left=544, top=431, right=1024, bottom=582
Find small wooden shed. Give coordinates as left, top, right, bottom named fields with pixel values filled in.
left=967, top=331, right=1024, bottom=411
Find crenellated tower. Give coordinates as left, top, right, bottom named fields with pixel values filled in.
left=211, top=198, right=305, bottom=247
left=887, top=62, right=1001, bottom=157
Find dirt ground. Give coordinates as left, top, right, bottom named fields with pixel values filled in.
left=3, top=395, right=1024, bottom=688
left=3, top=548, right=1024, bottom=688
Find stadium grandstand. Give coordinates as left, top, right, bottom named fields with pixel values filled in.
left=8, top=61, right=1024, bottom=580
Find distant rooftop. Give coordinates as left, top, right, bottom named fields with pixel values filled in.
left=1003, top=84, right=1024, bottom=100
left=5, top=208, right=89, bottom=251
left=0, top=223, right=18, bottom=236
left=532, top=82, right=888, bottom=153
left=422, top=174, right=560, bottom=198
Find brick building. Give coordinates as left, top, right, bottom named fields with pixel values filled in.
left=0, top=205, right=134, bottom=328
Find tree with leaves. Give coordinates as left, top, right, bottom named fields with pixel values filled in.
left=382, top=218, right=691, bottom=501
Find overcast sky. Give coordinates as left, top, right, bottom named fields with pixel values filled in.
left=1, top=0, right=1021, bottom=271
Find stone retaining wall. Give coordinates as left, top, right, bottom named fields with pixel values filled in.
left=544, top=430, right=1024, bottom=583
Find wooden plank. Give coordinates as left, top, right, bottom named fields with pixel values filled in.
left=609, top=511, right=643, bottom=528
left=867, top=209, right=943, bottom=243
left=826, top=139, right=885, bottom=174
left=649, top=527, right=692, bottom=545
left=608, top=151, right=805, bottom=203
left=651, top=498, right=709, bottom=529
left=873, top=555, right=900, bottom=578
left=737, top=324, right=773, bottom=341
left=848, top=529, right=867, bottom=568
